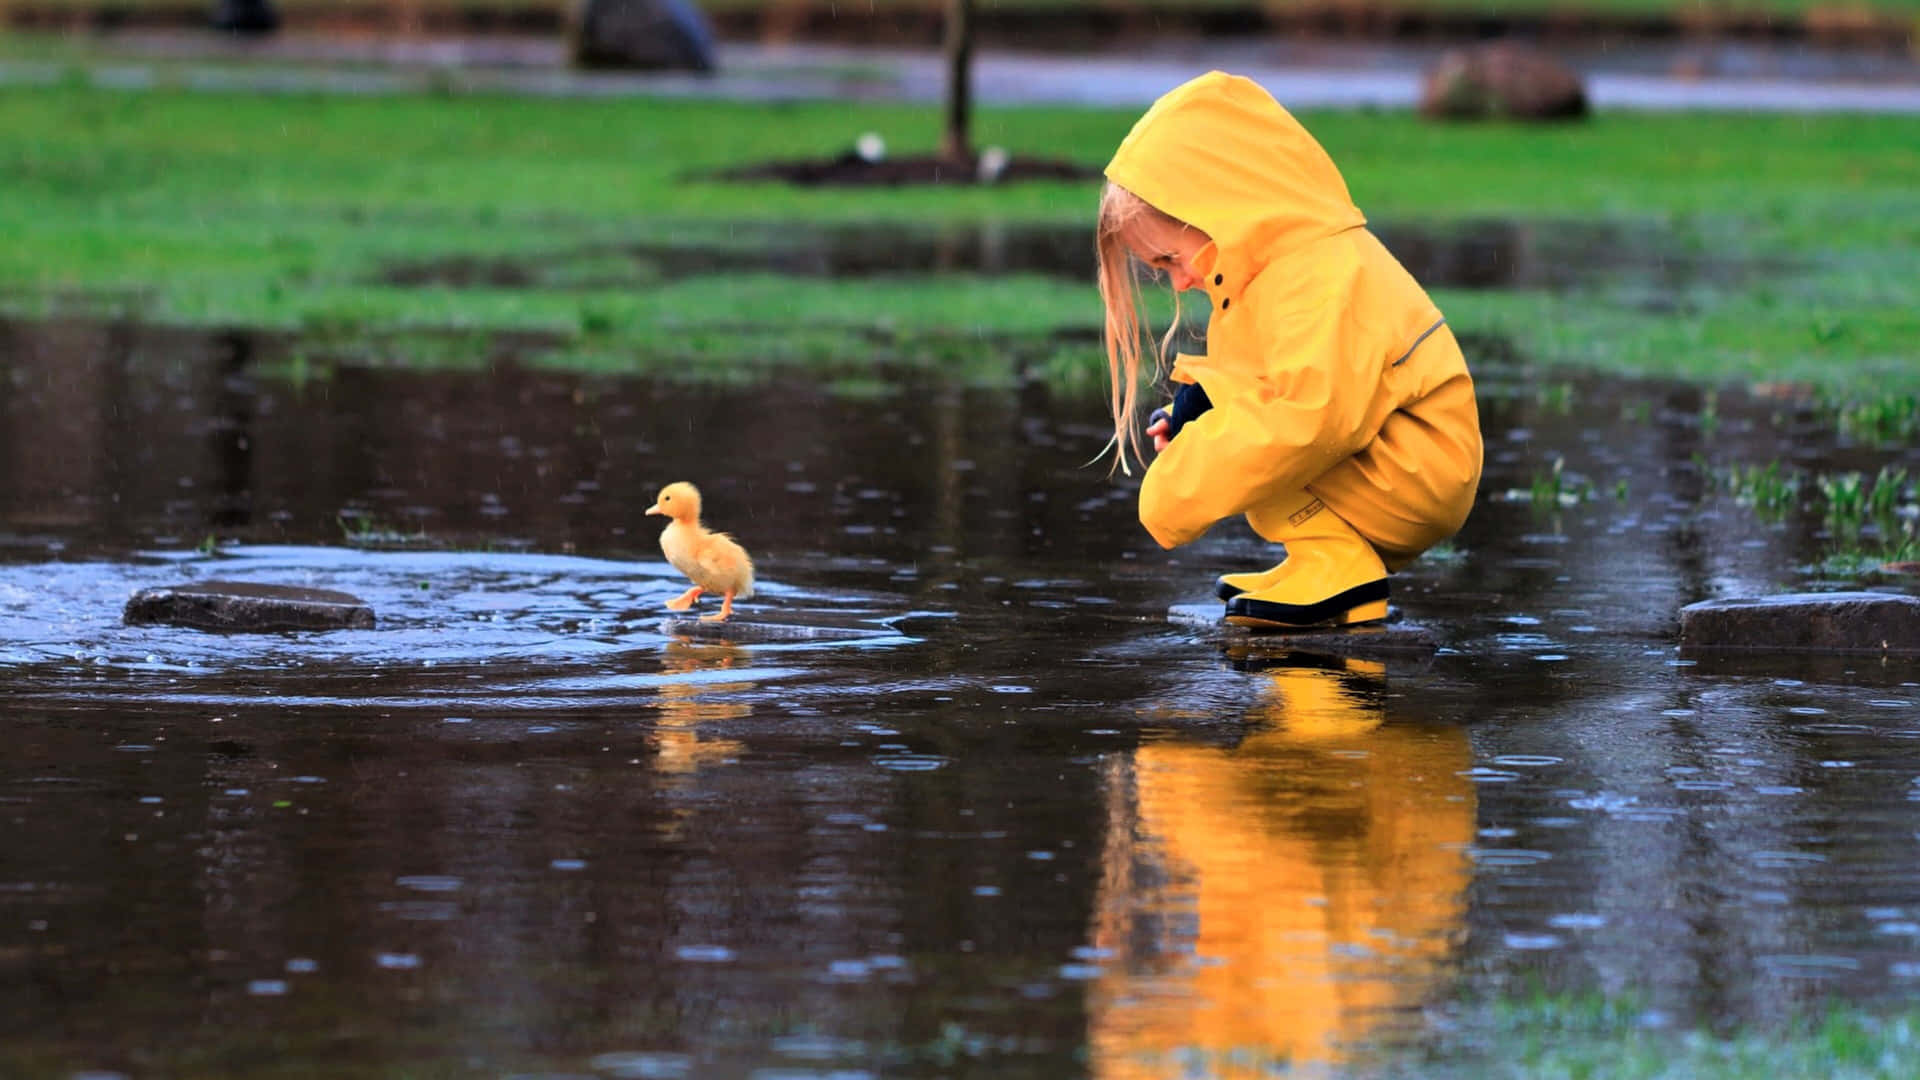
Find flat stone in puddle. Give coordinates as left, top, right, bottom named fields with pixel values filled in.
left=1167, top=602, right=1439, bottom=659
left=659, top=614, right=893, bottom=643
left=124, top=581, right=376, bottom=633
left=1679, top=592, right=1920, bottom=656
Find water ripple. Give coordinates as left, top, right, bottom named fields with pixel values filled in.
left=0, top=547, right=915, bottom=711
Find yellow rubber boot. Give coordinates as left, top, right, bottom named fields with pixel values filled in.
left=1225, top=493, right=1389, bottom=630
left=1215, top=562, right=1288, bottom=602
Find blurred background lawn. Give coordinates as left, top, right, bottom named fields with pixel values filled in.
left=4, top=84, right=1914, bottom=395
left=2, top=0, right=1916, bottom=401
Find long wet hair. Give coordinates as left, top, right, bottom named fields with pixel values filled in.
left=1094, top=181, right=1198, bottom=476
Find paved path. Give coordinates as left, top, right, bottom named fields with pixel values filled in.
left=4, top=33, right=1919, bottom=112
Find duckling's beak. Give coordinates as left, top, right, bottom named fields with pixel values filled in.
left=645, top=501, right=665, bottom=516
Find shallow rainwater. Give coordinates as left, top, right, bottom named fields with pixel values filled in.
left=376, top=218, right=1753, bottom=293
left=3, top=318, right=1919, bottom=1078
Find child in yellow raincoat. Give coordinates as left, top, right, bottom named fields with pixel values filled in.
left=1097, top=71, right=1484, bottom=629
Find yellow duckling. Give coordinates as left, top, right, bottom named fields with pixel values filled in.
left=644, top=481, right=756, bottom=622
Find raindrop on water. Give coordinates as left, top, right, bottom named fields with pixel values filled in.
left=1547, top=913, right=1608, bottom=930
left=588, top=1051, right=693, bottom=1079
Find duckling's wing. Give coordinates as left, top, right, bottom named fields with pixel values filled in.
left=695, top=532, right=755, bottom=598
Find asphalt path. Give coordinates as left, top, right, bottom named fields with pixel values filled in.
left=3, top=32, right=1919, bottom=111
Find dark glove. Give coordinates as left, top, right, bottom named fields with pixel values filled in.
left=1147, top=381, right=1213, bottom=442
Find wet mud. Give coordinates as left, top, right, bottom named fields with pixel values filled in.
left=2, top=316, right=1918, bottom=1077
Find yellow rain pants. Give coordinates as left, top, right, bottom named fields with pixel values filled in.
left=1105, top=72, right=1483, bottom=564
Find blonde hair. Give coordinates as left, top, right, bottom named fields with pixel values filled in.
left=1094, top=181, right=1195, bottom=475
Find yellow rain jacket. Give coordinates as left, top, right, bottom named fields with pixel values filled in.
left=1106, top=72, right=1483, bottom=555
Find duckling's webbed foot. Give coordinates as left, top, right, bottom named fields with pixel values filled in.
left=666, top=586, right=704, bottom=611
left=699, top=591, right=738, bottom=622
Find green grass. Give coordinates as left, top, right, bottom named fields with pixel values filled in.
left=1411, top=990, right=1920, bottom=1080
left=1, top=84, right=1917, bottom=398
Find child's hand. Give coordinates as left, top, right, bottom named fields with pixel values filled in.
left=1146, top=413, right=1172, bottom=453
left=1146, top=382, right=1213, bottom=453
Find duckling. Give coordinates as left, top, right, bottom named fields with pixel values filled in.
left=645, top=481, right=756, bottom=622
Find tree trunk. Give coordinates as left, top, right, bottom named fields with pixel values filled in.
left=940, top=0, right=973, bottom=165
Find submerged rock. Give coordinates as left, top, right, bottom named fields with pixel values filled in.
left=1679, top=592, right=1920, bottom=656
left=1167, top=602, right=1439, bottom=660
left=125, top=581, right=375, bottom=633
left=660, top=614, right=893, bottom=643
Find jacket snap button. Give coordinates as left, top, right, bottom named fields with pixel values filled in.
left=1214, top=274, right=1223, bottom=285
left=1221, top=298, right=1230, bottom=310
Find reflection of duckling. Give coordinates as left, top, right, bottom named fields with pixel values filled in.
left=654, top=637, right=750, bottom=776
left=645, top=481, right=756, bottom=621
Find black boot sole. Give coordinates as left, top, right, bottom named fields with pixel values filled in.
left=1224, top=579, right=1390, bottom=629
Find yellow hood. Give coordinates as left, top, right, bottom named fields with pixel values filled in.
left=1104, top=71, right=1365, bottom=279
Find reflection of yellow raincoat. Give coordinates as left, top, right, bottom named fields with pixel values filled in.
left=1089, top=658, right=1474, bottom=1075
left=1106, top=72, right=1482, bottom=560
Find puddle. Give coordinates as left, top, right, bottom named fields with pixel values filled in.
left=2, top=315, right=1918, bottom=1078
left=374, top=218, right=1762, bottom=292
left=378, top=223, right=1101, bottom=287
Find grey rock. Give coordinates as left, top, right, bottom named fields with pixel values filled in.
left=1168, top=602, right=1438, bottom=660
left=210, top=0, right=279, bottom=33
left=1679, top=591, right=1920, bottom=655
left=568, top=0, right=717, bottom=73
left=125, top=581, right=375, bottom=633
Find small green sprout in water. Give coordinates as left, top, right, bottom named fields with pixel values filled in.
left=1620, top=399, right=1653, bottom=425
left=1613, top=477, right=1630, bottom=501
left=1812, top=465, right=1918, bottom=577
left=1511, top=456, right=1592, bottom=509
left=337, top=511, right=431, bottom=549
left=1698, top=389, right=1720, bottom=437
left=1818, top=470, right=1869, bottom=534
left=1722, top=460, right=1800, bottom=518
left=1866, top=464, right=1909, bottom=520
left=1536, top=381, right=1575, bottom=415
left=197, top=533, right=220, bottom=555
left=1828, top=391, right=1920, bottom=448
